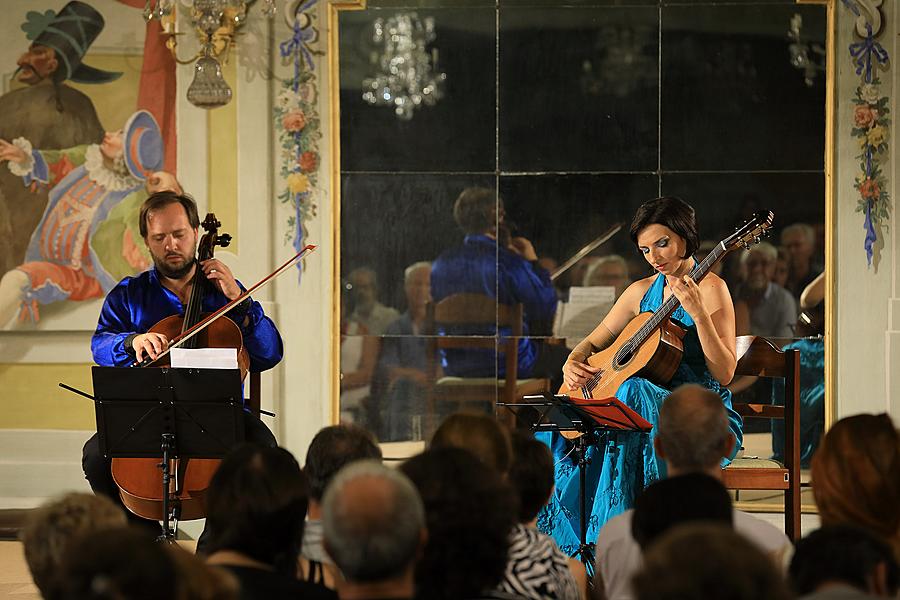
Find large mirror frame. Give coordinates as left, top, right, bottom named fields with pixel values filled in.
left=326, top=0, right=837, bottom=432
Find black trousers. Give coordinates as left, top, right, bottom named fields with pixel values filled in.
left=82, top=411, right=277, bottom=546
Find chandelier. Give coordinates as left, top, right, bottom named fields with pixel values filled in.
left=143, top=0, right=280, bottom=108
left=361, top=13, right=446, bottom=121
left=787, top=14, right=825, bottom=87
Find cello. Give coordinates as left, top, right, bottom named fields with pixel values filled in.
left=560, top=211, right=773, bottom=433
left=110, top=213, right=249, bottom=521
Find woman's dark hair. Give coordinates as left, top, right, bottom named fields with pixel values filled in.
left=139, top=190, right=201, bottom=238
left=304, top=424, right=382, bottom=501
left=206, top=444, right=309, bottom=574
left=431, top=412, right=512, bottom=476
left=629, top=196, right=699, bottom=259
left=400, top=447, right=516, bottom=600
left=508, top=430, right=554, bottom=523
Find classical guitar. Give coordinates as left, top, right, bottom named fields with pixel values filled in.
left=560, top=211, right=774, bottom=425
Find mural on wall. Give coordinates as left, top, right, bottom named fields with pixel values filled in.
left=0, top=0, right=175, bottom=330
left=275, top=0, right=322, bottom=279
left=843, top=0, right=891, bottom=266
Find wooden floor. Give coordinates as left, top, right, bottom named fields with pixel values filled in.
left=0, top=541, right=40, bottom=599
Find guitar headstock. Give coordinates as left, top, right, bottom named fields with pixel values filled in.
left=722, top=210, right=774, bottom=253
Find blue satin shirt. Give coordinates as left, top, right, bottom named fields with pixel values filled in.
left=91, top=268, right=283, bottom=372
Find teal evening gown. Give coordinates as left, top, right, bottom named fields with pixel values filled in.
left=536, top=273, right=743, bottom=556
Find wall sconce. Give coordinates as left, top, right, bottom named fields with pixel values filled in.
left=143, top=0, right=278, bottom=108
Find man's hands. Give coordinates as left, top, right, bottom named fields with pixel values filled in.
left=508, top=236, right=538, bottom=261
left=201, top=258, right=242, bottom=301
left=132, top=332, right=170, bottom=362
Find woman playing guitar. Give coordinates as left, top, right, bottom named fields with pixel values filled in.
left=543, top=196, right=745, bottom=556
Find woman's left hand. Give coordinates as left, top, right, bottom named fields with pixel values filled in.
left=200, top=258, right=242, bottom=301
left=670, top=275, right=707, bottom=321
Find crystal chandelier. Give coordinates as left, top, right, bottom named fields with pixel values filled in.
left=361, top=13, right=446, bottom=121
left=143, top=0, right=279, bottom=108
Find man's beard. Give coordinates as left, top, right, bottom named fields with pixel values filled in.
left=152, top=252, right=196, bottom=280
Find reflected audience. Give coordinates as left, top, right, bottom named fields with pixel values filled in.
left=733, top=242, right=798, bottom=338
left=773, top=246, right=791, bottom=290
left=374, top=261, right=432, bottom=441
left=583, top=255, right=631, bottom=299
left=301, top=424, right=383, bottom=590
left=810, top=413, right=900, bottom=562
left=322, top=461, right=425, bottom=600
left=781, top=223, right=823, bottom=300
left=340, top=277, right=381, bottom=426
left=789, top=525, right=899, bottom=599
left=430, top=187, right=567, bottom=389
left=346, top=267, right=400, bottom=336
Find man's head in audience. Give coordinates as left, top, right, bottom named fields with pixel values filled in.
left=811, top=413, right=900, bottom=560
left=21, top=492, right=126, bottom=596
left=323, top=461, right=425, bottom=599
left=781, top=223, right=816, bottom=270
left=655, top=384, right=735, bottom=478
left=430, top=412, right=512, bottom=476
left=631, top=473, right=733, bottom=551
left=741, top=242, right=778, bottom=293
left=508, top=429, right=555, bottom=525
left=790, top=525, right=899, bottom=598
left=305, top=424, right=382, bottom=518
left=584, top=254, right=631, bottom=298
left=403, top=261, right=431, bottom=322
left=347, top=267, right=380, bottom=317
left=401, top=447, right=516, bottom=600
left=632, top=523, right=792, bottom=600
left=206, top=444, right=309, bottom=575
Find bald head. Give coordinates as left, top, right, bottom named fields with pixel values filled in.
left=323, top=461, right=424, bottom=583
left=656, top=384, right=734, bottom=474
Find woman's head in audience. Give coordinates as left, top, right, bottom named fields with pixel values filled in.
left=508, top=429, right=554, bottom=524
left=632, top=523, right=792, bottom=600
left=207, top=443, right=309, bottom=575
left=430, top=412, right=512, bottom=476
left=400, top=447, right=517, bottom=600
left=811, top=413, right=900, bottom=558
left=305, top=424, right=382, bottom=505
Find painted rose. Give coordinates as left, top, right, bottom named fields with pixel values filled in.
left=299, top=151, right=318, bottom=173
left=854, top=105, right=878, bottom=129
left=287, top=172, right=310, bottom=194
left=860, top=178, right=880, bottom=200
left=282, top=110, right=307, bottom=132
left=867, top=124, right=887, bottom=147
left=860, top=83, right=880, bottom=105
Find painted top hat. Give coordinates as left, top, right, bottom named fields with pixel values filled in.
left=123, top=110, right=164, bottom=182
left=21, top=1, right=122, bottom=84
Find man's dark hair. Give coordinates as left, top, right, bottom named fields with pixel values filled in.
left=400, top=447, right=516, bottom=600
left=139, top=191, right=201, bottom=238
left=631, top=473, right=733, bottom=550
left=453, top=187, right=501, bottom=235
left=206, top=444, right=309, bottom=575
left=431, top=412, right=512, bottom=475
left=629, top=196, right=699, bottom=259
left=508, top=429, right=554, bottom=523
left=789, top=525, right=899, bottom=596
left=304, top=424, right=382, bottom=501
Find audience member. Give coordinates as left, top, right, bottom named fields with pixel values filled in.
left=322, top=461, right=425, bottom=600
left=340, top=279, right=381, bottom=426
left=631, top=523, right=792, bottom=600
left=811, top=413, right=900, bottom=561
left=583, top=255, right=630, bottom=299
left=167, top=544, right=240, bottom=600
left=696, top=241, right=725, bottom=278
left=21, top=492, right=127, bottom=597
left=347, top=267, right=399, bottom=336
left=375, top=261, right=432, bottom=441
left=401, top=447, right=518, bottom=600
left=430, top=412, right=512, bottom=475
left=781, top=223, right=823, bottom=299
left=302, top=425, right=383, bottom=588
left=789, top=525, right=899, bottom=599
left=733, top=242, right=797, bottom=337
left=773, top=246, right=791, bottom=290
left=503, top=430, right=583, bottom=600
left=204, top=444, right=336, bottom=600
left=594, top=384, right=790, bottom=600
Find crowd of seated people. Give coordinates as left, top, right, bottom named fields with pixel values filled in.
left=18, top=396, right=898, bottom=600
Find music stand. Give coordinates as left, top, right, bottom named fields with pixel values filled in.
left=501, top=393, right=652, bottom=574
left=91, top=366, right=245, bottom=541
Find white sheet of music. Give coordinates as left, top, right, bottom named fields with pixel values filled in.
left=170, top=347, right=238, bottom=370
left=554, top=286, right=616, bottom=348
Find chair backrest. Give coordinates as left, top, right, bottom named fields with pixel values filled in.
left=735, top=336, right=789, bottom=378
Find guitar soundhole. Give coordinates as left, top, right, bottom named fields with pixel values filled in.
left=614, top=345, right=633, bottom=369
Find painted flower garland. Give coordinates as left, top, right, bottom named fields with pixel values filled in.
left=275, top=0, right=321, bottom=276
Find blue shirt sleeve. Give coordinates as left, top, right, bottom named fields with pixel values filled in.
left=91, top=281, right=139, bottom=367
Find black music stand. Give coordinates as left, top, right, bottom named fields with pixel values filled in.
left=501, top=393, right=652, bottom=575
left=91, top=366, right=245, bottom=541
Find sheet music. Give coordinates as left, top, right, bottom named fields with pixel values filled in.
left=170, top=348, right=238, bottom=370
left=554, top=286, right=616, bottom=348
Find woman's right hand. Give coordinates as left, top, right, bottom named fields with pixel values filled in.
left=562, top=357, right=601, bottom=390
left=0, top=139, right=27, bottom=164
left=132, top=332, right=170, bottom=362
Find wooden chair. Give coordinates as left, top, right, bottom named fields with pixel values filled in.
left=722, top=335, right=801, bottom=541
left=424, top=293, right=550, bottom=435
